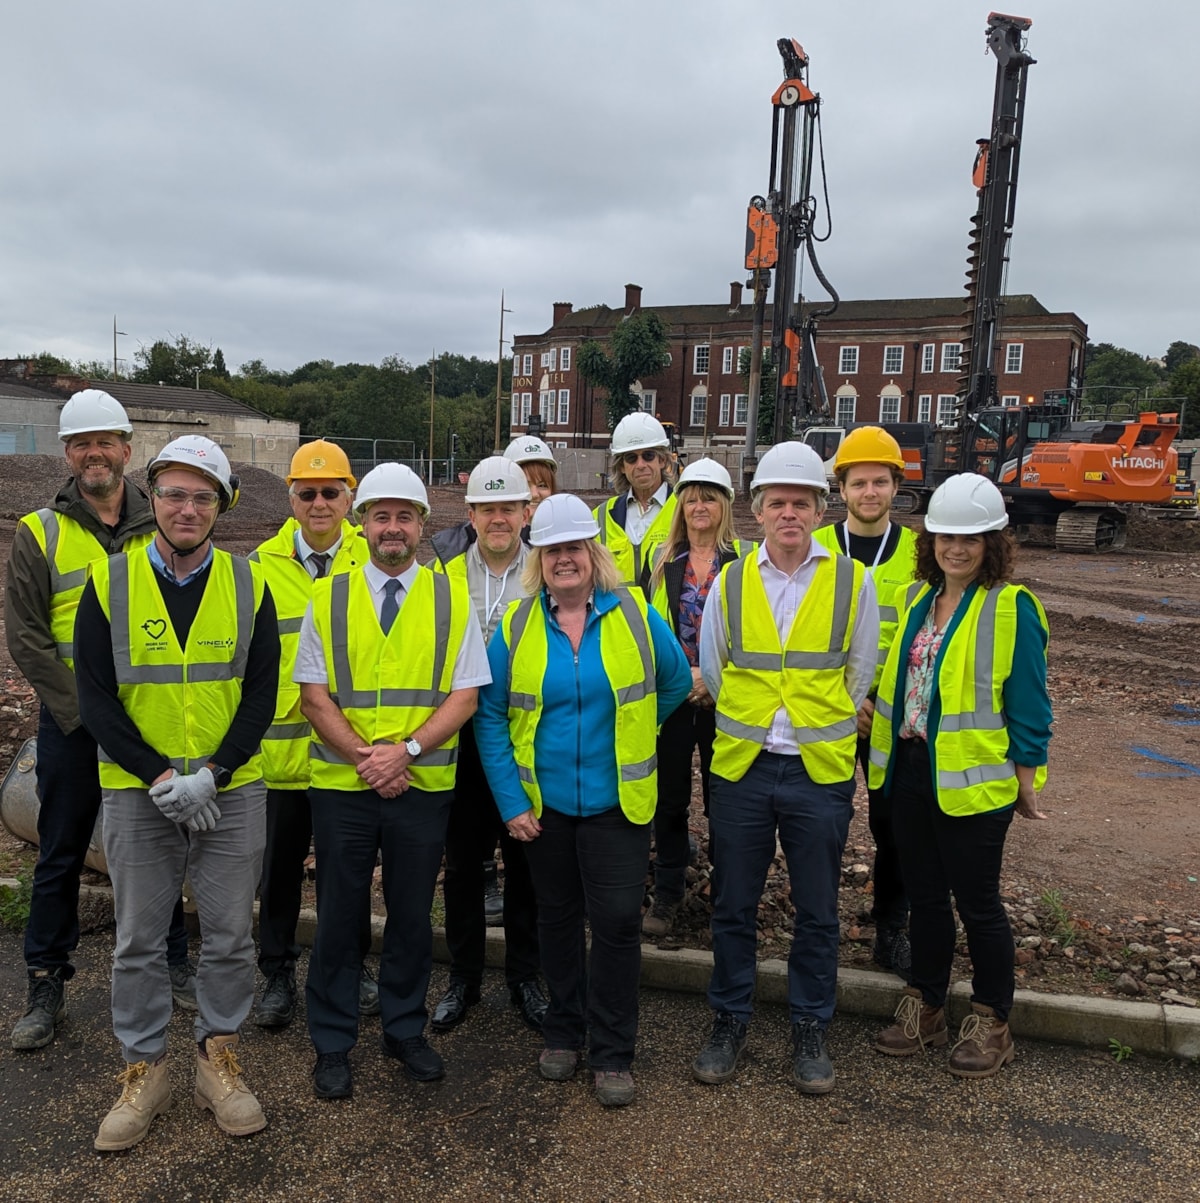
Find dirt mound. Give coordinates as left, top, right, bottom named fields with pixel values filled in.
left=1126, top=513, right=1200, bottom=553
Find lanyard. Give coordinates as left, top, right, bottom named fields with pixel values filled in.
left=843, top=522, right=890, bottom=574
left=483, top=557, right=518, bottom=631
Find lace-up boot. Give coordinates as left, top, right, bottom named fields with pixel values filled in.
left=947, top=1003, right=1014, bottom=1078
left=95, top=1058, right=172, bottom=1151
left=195, top=1035, right=267, bottom=1135
left=874, top=987, right=949, bottom=1056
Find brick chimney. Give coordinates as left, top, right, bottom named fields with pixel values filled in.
left=729, top=281, right=743, bottom=309
left=624, top=283, right=642, bottom=313
left=552, top=301, right=573, bottom=326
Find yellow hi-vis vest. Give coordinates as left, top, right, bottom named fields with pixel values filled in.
left=647, top=539, right=757, bottom=624
left=309, top=567, right=469, bottom=793
left=711, top=552, right=863, bottom=784
left=812, top=522, right=917, bottom=694
left=93, top=549, right=265, bottom=790
left=249, top=520, right=368, bottom=790
left=594, top=491, right=677, bottom=584
left=501, top=588, right=659, bottom=823
left=868, top=583, right=1049, bottom=816
left=20, top=509, right=153, bottom=670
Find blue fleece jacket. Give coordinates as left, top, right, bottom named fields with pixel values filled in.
left=475, top=587, right=692, bottom=822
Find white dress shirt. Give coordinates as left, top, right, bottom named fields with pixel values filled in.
left=699, top=538, right=879, bottom=755
left=294, top=529, right=344, bottom=579
left=622, top=482, right=670, bottom=547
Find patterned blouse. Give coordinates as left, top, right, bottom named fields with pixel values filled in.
left=898, top=604, right=947, bottom=741
left=677, top=555, right=719, bottom=667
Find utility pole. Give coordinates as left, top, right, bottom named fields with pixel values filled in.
left=743, top=267, right=768, bottom=496
left=428, top=351, right=436, bottom=486
left=493, top=291, right=512, bottom=452
left=113, top=316, right=127, bottom=380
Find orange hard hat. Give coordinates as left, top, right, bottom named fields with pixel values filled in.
left=832, top=426, right=905, bottom=474
left=287, top=439, right=356, bottom=487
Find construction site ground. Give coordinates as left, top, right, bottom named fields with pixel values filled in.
left=0, top=462, right=1198, bottom=1011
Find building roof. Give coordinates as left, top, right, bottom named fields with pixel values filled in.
left=92, top=380, right=273, bottom=422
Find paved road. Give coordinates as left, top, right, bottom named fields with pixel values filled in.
left=0, top=926, right=1195, bottom=1202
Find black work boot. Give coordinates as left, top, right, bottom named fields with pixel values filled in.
left=872, top=926, right=913, bottom=984
left=255, top=968, right=298, bottom=1028
left=483, top=860, right=503, bottom=927
left=11, top=969, right=67, bottom=1050
left=692, top=1012, right=749, bottom=1084
left=791, top=1017, right=835, bottom=1095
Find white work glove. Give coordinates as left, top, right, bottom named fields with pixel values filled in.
left=184, top=796, right=222, bottom=833
left=149, top=767, right=219, bottom=826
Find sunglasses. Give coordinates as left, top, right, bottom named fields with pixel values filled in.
left=622, top=450, right=661, bottom=465
left=294, top=487, right=346, bottom=502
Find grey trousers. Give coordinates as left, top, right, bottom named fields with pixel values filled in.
left=102, top=782, right=267, bottom=1061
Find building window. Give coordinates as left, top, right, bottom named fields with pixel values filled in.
left=836, top=393, right=857, bottom=425
left=879, top=393, right=901, bottom=423
left=1001, top=394, right=1020, bottom=406
left=922, top=344, right=935, bottom=373
left=719, top=393, right=731, bottom=426
left=557, top=389, right=570, bottom=425
left=539, top=390, right=554, bottom=419
left=1005, top=343, right=1024, bottom=373
left=539, top=347, right=558, bottom=371
left=721, top=346, right=734, bottom=374
left=883, top=345, right=904, bottom=375
left=638, top=391, right=656, bottom=413
left=734, top=393, right=749, bottom=426
left=918, top=394, right=932, bottom=423
left=839, top=346, right=859, bottom=374
left=690, top=390, right=707, bottom=427
left=560, top=345, right=571, bottom=372
left=511, top=396, right=521, bottom=426
left=936, top=395, right=957, bottom=426
left=940, top=343, right=962, bottom=373
left=694, top=345, right=710, bottom=375
left=522, top=353, right=533, bottom=376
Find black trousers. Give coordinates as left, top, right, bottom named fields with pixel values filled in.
left=442, top=720, right=539, bottom=989
left=857, top=736, right=909, bottom=932
left=258, top=786, right=372, bottom=976
left=890, top=738, right=1016, bottom=1021
left=652, top=702, right=716, bottom=903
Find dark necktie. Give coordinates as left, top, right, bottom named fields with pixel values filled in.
left=381, top=579, right=401, bottom=634
left=310, top=552, right=330, bottom=579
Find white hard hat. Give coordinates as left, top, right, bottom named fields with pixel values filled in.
left=466, top=456, right=531, bottom=504
left=611, top=412, right=669, bottom=455
left=750, top=442, right=829, bottom=495
left=148, top=435, right=239, bottom=511
left=528, top=493, right=600, bottom=547
left=924, top=473, right=1009, bottom=534
left=354, top=462, right=430, bottom=518
left=677, top=457, right=734, bottom=499
left=503, top=435, right=558, bottom=472
left=58, top=389, right=133, bottom=440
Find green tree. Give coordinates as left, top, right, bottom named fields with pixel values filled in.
left=576, top=312, right=671, bottom=431
left=212, top=347, right=229, bottom=378
left=738, top=346, right=777, bottom=443
left=1165, top=340, right=1200, bottom=375
left=133, top=335, right=213, bottom=388
left=1168, top=359, right=1200, bottom=439
left=1082, top=344, right=1161, bottom=406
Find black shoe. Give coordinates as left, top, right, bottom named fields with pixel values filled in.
left=873, top=928, right=913, bottom=984
left=255, top=969, right=297, bottom=1028
left=168, top=958, right=198, bottom=1011
left=483, top=860, right=503, bottom=927
left=692, top=1012, right=748, bottom=1084
left=430, top=981, right=481, bottom=1033
left=358, top=964, right=380, bottom=1017
left=509, top=980, right=548, bottom=1033
left=382, top=1034, right=445, bottom=1081
left=313, top=1051, right=353, bottom=1099
left=11, top=970, right=66, bottom=1051
left=791, top=1018, right=835, bottom=1095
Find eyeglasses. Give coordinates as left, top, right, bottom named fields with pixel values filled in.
left=622, top=450, right=660, bottom=466
left=152, top=486, right=221, bottom=511
left=294, top=487, right=346, bottom=503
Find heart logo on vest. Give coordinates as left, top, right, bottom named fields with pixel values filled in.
left=142, top=618, right=167, bottom=640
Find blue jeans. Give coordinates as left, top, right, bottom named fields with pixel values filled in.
left=306, top=786, right=452, bottom=1054
left=26, top=706, right=188, bottom=978
left=523, top=805, right=649, bottom=1071
left=708, top=752, right=854, bottom=1026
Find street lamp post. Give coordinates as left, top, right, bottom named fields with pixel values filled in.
left=113, top=316, right=128, bottom=380
left=494, top=291, right=512, bottom=453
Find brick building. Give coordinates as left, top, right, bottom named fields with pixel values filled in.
left=509, top=283, right=1086, bottom=449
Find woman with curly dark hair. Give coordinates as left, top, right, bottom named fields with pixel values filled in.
left=867, top=474, right=1052, bottom=1078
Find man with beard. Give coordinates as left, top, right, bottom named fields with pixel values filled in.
left=6, top=390, right=195, bottom=1051
left=428, top=456, right=546, bottom=1036
left=296, top=463, right=488, bottom=1099
left=813, top=427, right=918, bottom=980
left=74, top=435, right=279, bottom=1149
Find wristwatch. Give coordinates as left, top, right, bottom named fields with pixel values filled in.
left=206, top=762, right=233, bottom=790
left=404, top=737, right=422, bottom=759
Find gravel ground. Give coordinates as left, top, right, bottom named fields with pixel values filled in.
left=1, top=925, right=1197, bottom=1203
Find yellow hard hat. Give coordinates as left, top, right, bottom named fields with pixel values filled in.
left=832, top=426, right=905, bottom=473
left=287, top=439, right=356, bottom=487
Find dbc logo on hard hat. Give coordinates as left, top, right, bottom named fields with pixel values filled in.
left=484, top=478, right=507, bottom=491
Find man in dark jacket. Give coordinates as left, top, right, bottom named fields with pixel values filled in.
left=5, top=390, right=194, bottom=1051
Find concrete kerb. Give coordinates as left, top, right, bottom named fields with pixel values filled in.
left=7, top=881, right=1192, bottom=1063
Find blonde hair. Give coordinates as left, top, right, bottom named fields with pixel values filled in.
left=609, top=447, right=674, bottom=492
left=649, top=483, right=735, bottom=594
left=521, top=539, right=621, bottom=598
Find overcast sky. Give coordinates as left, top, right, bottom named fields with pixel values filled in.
left=4, top=1, right=1196, bottom=377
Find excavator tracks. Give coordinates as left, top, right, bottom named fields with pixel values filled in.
left=1054, top=507, right=1127, bottom=553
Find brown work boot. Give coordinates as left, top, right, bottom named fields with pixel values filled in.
left=94, top=1057, right=172, bottom=1151
left=195, top=1035, right=267, bottom=1136
left=641, top=898, right=680, bottom=939
left=947, top=1003, right=1014, bottom=1078
left=874, top=987, right=949, bottom=1056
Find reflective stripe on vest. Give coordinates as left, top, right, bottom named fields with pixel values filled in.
left=647, top=538, right=757, bottom=624
left=94, top=549, right=264, bottom=789
left=711, top=553, right=862, bottom=784
left=502, top=588, right=659, bottom=823
left=310, top=567, right=465, bottom=792
left=595, top=492, right=678, bottom=584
